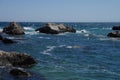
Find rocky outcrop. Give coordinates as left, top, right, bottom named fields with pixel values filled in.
left=0, top=50, right=36, bottom=67
left=2, top=22, right=25, bottom=35
left=107, top=26, right=120, bottom=38
left=112, top=26, right=120, bottom=30
left=35, top=23, right=76, bottom=34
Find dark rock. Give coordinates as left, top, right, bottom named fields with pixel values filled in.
left=0, top=35, right=16, bottom=44
left=0, top=50, right=36, bottom=67
left=0, top=35, right=3, bottom=40
left=3, top=22, right=25, bottom=35
left=35, top=23, right=76, bottom=34
left=2, top=38, right=16, bottom=44
left=112, top=26, right=120, bottom=30
left=10, top=68, right=31, bottom=77
left=107, top=31, right=120, bottom=38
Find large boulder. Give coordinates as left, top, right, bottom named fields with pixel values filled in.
left=112, top=26, right=120, bottom=30
left=2, top=22, right=25, bottom=35
left=35, top=23, right=76, bottom=34
left=0, top=50, right=36, bottom=67
left=107, top=31, right=120, bottom=38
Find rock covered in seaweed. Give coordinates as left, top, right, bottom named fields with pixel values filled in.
left=0, top=50, right=36, bottom=67
left=35, top=23, right=76, bottom=34
left=2, top=22, right=25, bottom=35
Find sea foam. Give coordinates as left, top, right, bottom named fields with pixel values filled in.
left=24, top=27, right=35, bottom=31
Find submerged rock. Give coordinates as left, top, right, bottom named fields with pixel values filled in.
left=3, top=22, right=25, bottom=35
left=0, top=50, right=36, bottom=67
left=10, top=68, right=31, bottom=77
left=35, top=23, right=76, bottom=34
left=0, top=35, right=16, bottom=44
left=107, top=31, right=120, bottom=38
left=2, top=38, right=16, bottom=44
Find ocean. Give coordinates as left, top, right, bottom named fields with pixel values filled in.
left=0, top=22, right=120, bottom=80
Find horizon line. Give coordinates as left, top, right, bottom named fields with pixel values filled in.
left=0, top=21, right=120, bottom=23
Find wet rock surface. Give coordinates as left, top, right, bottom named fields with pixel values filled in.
left=3, top=22, right=25, bottom=35
left=0, top=50, right=38, bottom=78
left=0, top=50, right=36, bottom=67
left=35, top=23, right=76, bottom=34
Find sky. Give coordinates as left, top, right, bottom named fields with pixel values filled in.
left=0, top=0, right=120, bottom=22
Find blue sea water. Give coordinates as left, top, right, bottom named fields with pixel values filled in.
left=0, top=22, right=120, bottom=80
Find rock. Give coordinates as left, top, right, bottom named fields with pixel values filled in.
left=10, top=68, right=31, bottom=77
left=3, top=22, right=25, bottom=35
left=35, top=23, right=76, bottom=34
left=107, top=31, right=120, bottom=38
left=0, top=50, right=36, bottom=67
left=2, top=38, right=16, bottom=44
left=0, top=35, right=3, bottom=40
left=112, top=26, right=120, bottom=30
left=0, top=35, right=16, bottom=44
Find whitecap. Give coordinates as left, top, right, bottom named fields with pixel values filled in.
left=42, top=46, right=56, bottom=55
left=38, top=37, right=50, bottom=39
left=76, top=29, right=90, bottom=34
left=66, top=46, right=73, bottom=49
left=102, top=27, right=112, bottom=30
left=25, top=32, right=38, bottom=35
left=24, top=27, right=38, bottom=35
left=66, top=45, right=82, bottom=49
left=24, top=27, right=35, bottom=31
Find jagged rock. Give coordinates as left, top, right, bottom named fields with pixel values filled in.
left=10, top=68, right=31, bottom=77
left=3, top=22, right=25, bottom=35
left=35, top=23, right=76, bottom=34
left=107, top=31, right=120, bottom=38
left=0, top=50, right=36, bottom=67
left=112, top=26, right=120, bottom=30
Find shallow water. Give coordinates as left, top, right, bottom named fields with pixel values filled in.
left=0, top=22, right=120, bottom=80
